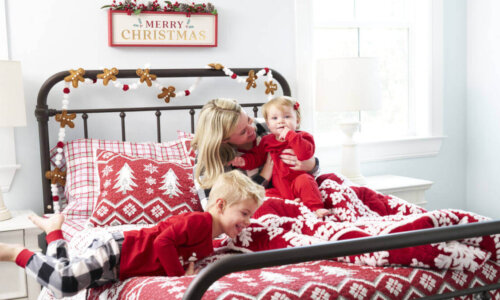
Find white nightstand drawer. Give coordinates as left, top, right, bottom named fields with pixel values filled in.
left=0, top=230, right=28, bottom=300
left=365, top=175, right=433, bottom=207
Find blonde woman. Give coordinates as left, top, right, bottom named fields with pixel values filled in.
left=192, top=98, right=319, bottom=205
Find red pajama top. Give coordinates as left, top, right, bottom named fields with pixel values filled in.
left=119, top=211, right=214, bottom=280
left=240, top=131, right=323, bottom=210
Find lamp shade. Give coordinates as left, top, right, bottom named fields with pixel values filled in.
left=0, top=60, right=26, bottom=127
left=316, top=57, right=382, bottom=112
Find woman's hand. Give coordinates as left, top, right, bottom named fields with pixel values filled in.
left=280, top=149, right=316, bottom=172
left=259, top=153, right=274, bottom=181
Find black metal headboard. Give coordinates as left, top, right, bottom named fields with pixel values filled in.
left=36, top=68, right=291, bottom=214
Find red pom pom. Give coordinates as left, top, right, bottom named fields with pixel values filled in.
left=57, top=141, right=64, bottom=148
left=185, top=90, right=190, bottom=96
left=293, top=102, right=300, bottom=110
left=52, top=196, right=59, bottom=202
left=123, top=84, right=129, bottom=91
left=63, top=87, right=70, bottom=94
left=264, top=67, right=270, bottom=74
left=231, top=73, right=237, bottom=79
left=92, top=78, right=97, bottom=84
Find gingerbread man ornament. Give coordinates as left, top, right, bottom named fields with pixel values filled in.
left=208, top=63, right=224, bottom=70
left=158, top=86, right=176, bottom=103
left=246, top=70, right=258, bottom=90
left=136, top=68, right=157, bottom=87
left=55, top=110, right=77, bottom=128
left=45, top=168, right=67, bottom=186
left=97, top=68, right=119, bottom=86
left=64, top=68, right=86, bottom=88
left=265, top=80, right=278, bottom=95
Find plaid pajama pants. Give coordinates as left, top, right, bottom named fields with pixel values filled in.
left=25, top=232, right=124, bottom=299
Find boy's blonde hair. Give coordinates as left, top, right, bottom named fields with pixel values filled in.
left=192, top=99, right=242, bottom=189
left=206, top=170, right=264, bottom=210
left=262, top=96, right=301, bottom=126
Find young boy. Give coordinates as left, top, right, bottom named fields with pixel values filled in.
left=0, top=170, right=264, bottom=299
left=231, top=96, right=329, bottom=218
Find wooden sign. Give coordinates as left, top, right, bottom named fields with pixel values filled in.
left=108, top=10, right=217, bottom=47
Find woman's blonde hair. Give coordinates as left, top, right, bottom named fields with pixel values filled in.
left=192, top=99, right=242, bottom=189
left=262, top=96, right=301, bottom=126
left=206, top=170, right=264, bottom=211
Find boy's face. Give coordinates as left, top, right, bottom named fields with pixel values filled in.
left=219, top=198, right=259, bottom=239
left=266, top=105, right=299, bottom=137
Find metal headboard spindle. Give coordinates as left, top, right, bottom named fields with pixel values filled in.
left=36, top=68, right=291, bottom=214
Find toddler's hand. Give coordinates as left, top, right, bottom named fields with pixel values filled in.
left=230, top=157, right=245, bottom=167
left=314, top=208, right=330, bottom=218
left=278, top=127, right=290, bottom=141
left=185, top=262, right=200, bottom=276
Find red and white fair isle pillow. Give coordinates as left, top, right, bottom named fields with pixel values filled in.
left=89, top=149, right=201, bottom=227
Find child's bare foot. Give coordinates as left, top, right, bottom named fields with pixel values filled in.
left=28, top=214, right=64, bottom=234
left=315, top=208, right=330, bottom=218
left=0, top=243, right=25, bottom=262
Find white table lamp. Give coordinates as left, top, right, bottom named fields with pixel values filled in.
left=316, top=57, right=382, bottom=185
left=0, top=60, right=27, bottom=221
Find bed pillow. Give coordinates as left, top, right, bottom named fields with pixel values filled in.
left=176, top=130, right=195, bottom=159
left=89, top=149, right=201, bottom=227
left=57, top=138, right=193, bottom=219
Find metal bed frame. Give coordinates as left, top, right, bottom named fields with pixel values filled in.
left=36, top=68, right=500, bottom=300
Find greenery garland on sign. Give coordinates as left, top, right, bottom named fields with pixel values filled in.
left=101, top=0, right=217, bottom=15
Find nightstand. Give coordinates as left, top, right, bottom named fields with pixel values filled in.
left=365, top=175, right=433, bottom=207
left=0, top=210, right=42, bottom=300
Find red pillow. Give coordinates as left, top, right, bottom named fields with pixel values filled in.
left=89, top=149, right=201, bottom=227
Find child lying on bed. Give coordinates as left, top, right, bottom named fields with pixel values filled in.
left=230, top=96, right=329, bottom=218
left=0, top=170, right=264, bottom=299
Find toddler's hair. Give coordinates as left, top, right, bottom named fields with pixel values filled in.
left=262, top=96, right=301, bottom=126
left=207, top=170, right=264, bottom=210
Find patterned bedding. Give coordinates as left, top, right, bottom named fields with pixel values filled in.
left=39, top=173, right=500, bottom=299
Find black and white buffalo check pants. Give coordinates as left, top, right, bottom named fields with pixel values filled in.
left=25, top=232, right=124, bottom=299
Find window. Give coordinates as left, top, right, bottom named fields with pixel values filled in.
left=296, top=0, right=443, bottom=162
left=0, top=0, right=7, bottom=59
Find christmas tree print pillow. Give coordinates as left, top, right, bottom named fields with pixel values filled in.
left=89, top=149, right=201, bottom=227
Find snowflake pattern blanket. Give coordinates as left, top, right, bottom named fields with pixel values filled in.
left=215, top=173, right=500, bottom=272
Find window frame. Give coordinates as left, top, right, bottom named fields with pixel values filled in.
left=294, top=0, right=444, bottom=166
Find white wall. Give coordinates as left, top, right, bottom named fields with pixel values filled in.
left=467, top=0, right=500, bottom=218
left=4, top=0, right=472, bottom=216
left=3, top=0, right=296, bottom=213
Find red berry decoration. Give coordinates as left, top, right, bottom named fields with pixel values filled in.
left=123, top=84, right=129, bottom=91
left=63, top=87, right=70, bottom=94
left=92, top=78, right=97, bottom=83
left=52, top=196, right=59, bottom=201
left=57, top=141, right=64, bottom=148
left=231, top=73, right=237, bottom=79
left=185, top=90, right=190, bottom=96
left=264, top=67, right=269, bottom=74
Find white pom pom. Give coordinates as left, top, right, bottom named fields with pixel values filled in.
left=56, top=154, right=63, bottom=161
left=84, top=78, right=93, bottom=84
left=130, top=83, right=138, bottom=89
left=63, top=94, right=69, bottom=100
left=62, top=99, right=69, bottom=106
left=237, top=77, right=245, bottom=84
left=144, top=63, right=151, bottom=69
left=58, top=132, right=66, bottom=139
left=57, top=148, right=64, bottom=153
left=62, top=105, right=68, bottom=110
left=177, top=91, right=185, bottom=97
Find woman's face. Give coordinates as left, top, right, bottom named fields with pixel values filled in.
left=226, top=111, right=256, bottom=147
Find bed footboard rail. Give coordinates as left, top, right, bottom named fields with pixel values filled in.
left=183, top=219, right=500, bottom=300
